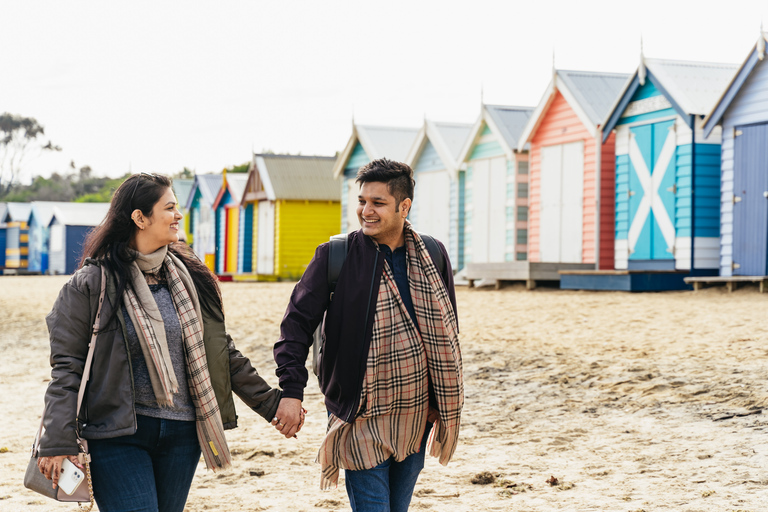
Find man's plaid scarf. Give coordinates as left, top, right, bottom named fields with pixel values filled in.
left=124, top=248, right=231, bottom=471
left=317, top=225, right=463, bottom=488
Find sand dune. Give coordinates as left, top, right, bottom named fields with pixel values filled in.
left=2, top=276, right=767, bottom=511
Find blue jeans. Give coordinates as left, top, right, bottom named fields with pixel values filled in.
left=88, top=415, right=201, bottom=512
left=344, top=423, right=432, bottom=512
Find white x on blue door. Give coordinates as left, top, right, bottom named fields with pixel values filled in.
left=627, top=121, right=677, bottom=259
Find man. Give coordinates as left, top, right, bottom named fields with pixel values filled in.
left=272, top=158, right=463, bottom=511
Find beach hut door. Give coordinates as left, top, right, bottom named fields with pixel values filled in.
left=540, top=141, right=584, bottom=263
left=732, top=123, right=768, bottom=275
left=627, top=121, right=676, bottom=261
left=257, top=201, right=275, bottom=275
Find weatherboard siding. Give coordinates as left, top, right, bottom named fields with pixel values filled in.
left=274, top=200, right=340, bottom=279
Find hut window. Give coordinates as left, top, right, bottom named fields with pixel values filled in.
left=506, top=207, right=515, bottom=222
left=517, top=161, right=529, bottom=175
left=516, top=229, right=528, bottom=245
left=517, top=206, right=528, bottom=222
left=517, top=183, right=529, bottom=198
left=516, top=252, right=527, bottom=261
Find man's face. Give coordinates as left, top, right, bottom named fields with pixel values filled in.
left=357, top=181, right=410, bottom=247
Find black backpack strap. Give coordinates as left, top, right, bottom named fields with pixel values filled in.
left=418, top=232, right=446, bottom=275
left=327, top=233, right=349, bottom=299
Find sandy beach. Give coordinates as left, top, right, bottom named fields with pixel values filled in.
left=2, top=276, right=767, bottom=512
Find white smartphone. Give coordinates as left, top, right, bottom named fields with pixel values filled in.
left=58, top=458, right=85, bottom=495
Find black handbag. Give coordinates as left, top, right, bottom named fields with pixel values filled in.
left=24, top=266, right=107, bottom=510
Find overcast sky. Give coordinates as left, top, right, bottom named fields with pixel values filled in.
left=2, top=0, right=767, bottom=182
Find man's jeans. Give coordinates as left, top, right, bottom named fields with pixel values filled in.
left=88, top=414, right=201, bottom=512
left=344, top=422, right=432, bottom=512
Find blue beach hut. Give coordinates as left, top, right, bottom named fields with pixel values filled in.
left=404, top=120, right=472, bottom=269
left=601, top=56, right=738, bottom=273
left=701, top=31, right=768, bottom=276
left=0, top=202, right=7, bottom=269
left=28, top=201, right=69, bottom=274
left=331, top=124, right=419, bottom=233
left=48, top=203, right=109, bottom=274
left=186, top=174, right=222, bottom=272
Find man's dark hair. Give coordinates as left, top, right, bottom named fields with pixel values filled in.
left=355, top=158, right=415, bottom=208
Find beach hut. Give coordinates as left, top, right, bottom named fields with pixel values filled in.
left=331, top=124, right=419, bottom=233
left=243, top=153, right=339, bottom=279
left=517, top=69, right=630, bottom=271
left=171, top=178, right=194, bottom=244
left=699, top=31, right=768, bottom=279
left=27, top=201, right=69, bottom=274
left=404, top=120, right=473, bottom=268
left=186, top=174, right=222, bottom=272
left=211, top=173, right=248, bottom=276
left=0, top=203, right=7, bottom=269
left=601, top=56, right=738, bottom=273
left=454, top=104, right=535, bottom=283
left=3, top=202, right=32, bottom=272
left=48, top=203, right=110, bottom=275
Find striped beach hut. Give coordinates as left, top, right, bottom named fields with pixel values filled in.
left=171, top=178, right=194, bottom=244
left=243, top=153, right=339, bottom=279
left=404, top=120, right=472, bottom=268
left=48, top=203, right=109, bottom=275
left=0, top=203, right=7, bottom=269
left=455, top=105, right=533, bottom=281
left=331, top=124, right=419, bottom=233
left=3, top=202, right=32, bottom=271
left=212, top=173, right=248, bottom=276
left=517, top=69, right=630, bottom=270
left=28, top=201, right=69, bottom=274
left=186, top=173, right=222, bottom=272
left=601, top=56, right=738, bottom=272
left=701, top=31, right=768, bottom=277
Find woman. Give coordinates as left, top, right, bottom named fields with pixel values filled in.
left=36, top=173, right=300, bottom=511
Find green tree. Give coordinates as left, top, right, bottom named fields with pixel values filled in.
left=0, top=113, right=61, bottom=196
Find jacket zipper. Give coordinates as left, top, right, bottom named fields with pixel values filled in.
left=345, top=246, right=379, bottom=423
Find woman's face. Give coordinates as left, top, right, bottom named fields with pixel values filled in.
left=134, top=187, right=183, bottom=251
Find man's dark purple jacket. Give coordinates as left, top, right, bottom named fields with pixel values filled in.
left=274, top=229, right=458, bottom=423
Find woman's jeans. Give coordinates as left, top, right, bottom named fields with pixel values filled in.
left=88, top=414, right=201, bottom=512
left=344, top=422, right=433, bottom=512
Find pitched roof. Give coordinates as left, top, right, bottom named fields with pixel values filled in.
left=171, top=179, right=194, bottom=209
left=212, top=174, right=248, bottom=209
left=405, top=120, right=473, bottom=174
left=0, top=203, right=7, bottom=225
left=602, top=58, right=739, bottom=141
left=702, top=32, right=768, bottom=137
left=4, top=202, right=32, bottom=223
left=518, top=70, right=630, bottom=151
left=332, top=124, right=419, bottom=179
left=49, top=202, right=110, bottom=227
left=186, top=173, right=222, bottom=209
left=254, top=154, right=338, bottom=201
left=485, top=105, right=535, bottom=150
left=29, top=201, right=73, bottom=226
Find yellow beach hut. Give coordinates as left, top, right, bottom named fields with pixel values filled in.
left=241, top=153, right=339, bottom=280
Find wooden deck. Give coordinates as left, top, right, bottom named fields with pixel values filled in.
left=684, top=275, right=768, bottom=293
left=465, top=262, right=594, bottom=290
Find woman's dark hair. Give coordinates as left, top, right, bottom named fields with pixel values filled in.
left=80, top=173, right=224, bottom=325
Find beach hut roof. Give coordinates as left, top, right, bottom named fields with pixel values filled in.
left=458, top=105, right=534, bottom=163
left=212, top=174, right=248, bottom=209
left=186, top=174, right=223, bottom=210
left=48, top=203, right=110, bottom=227
left=405, top=120, right=473, bottom=175
left=517, top=70, right=630, bottom=151
left=702, top=31, right=768, bottom=137
left=0, top=203, right=7, bottom=225
left=28, top=201, right=73, bottom=226
left=254, top=154, right=338, bottom=201
left=602, top=58, right=738, bottom=141
left=3, top=202, right=32, bottom=223
left=332, top=124, right=419, bottom=179
left=171, top=179, right=194, bottom=208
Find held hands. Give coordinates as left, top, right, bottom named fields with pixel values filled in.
left=272, top=397, right=306, bottom=439
left=37, top=455, right=83, bottom=490
left=427, top=406, right=440, bottom=423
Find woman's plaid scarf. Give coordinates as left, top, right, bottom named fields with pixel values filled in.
left=124, top=247, right=231, bottom=471
left=317, top=225, right=463, bottom=488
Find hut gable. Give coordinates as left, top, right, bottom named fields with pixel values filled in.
left=254, top=154, right=337, bottom=201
